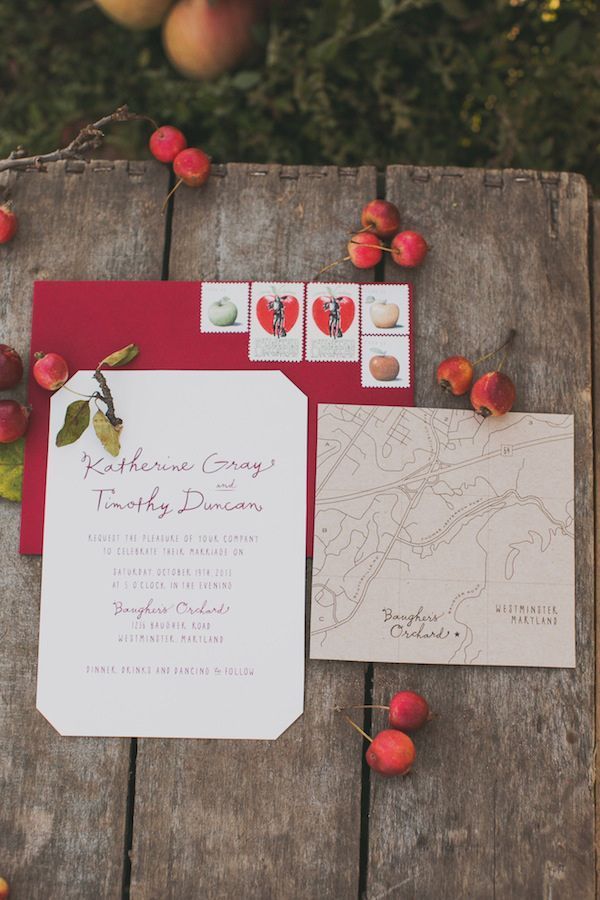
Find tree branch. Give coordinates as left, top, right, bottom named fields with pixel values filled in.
left=0, top=105, right=158, bottom=174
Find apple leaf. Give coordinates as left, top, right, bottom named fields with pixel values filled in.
left=99, top=343, right=139, bottom=368
left=56, top=400, right=90, bottom=447
left=0, top=437, right=25, bottom=502
left=93, top=410, right=120, bottom=457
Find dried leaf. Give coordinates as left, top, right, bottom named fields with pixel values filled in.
left=0, top=438, right=24, bottom=502
left=93, top=410, right=120, bottom=457
left=100, top=343, right=139, bottom=368
left=56, top=400, right=90, bottom=448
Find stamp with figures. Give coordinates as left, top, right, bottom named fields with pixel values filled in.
left=249, top=282, right=305, bottom=361
left=305, top=282, right=360, bottom=362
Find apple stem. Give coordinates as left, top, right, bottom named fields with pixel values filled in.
left=349, top=239, right=394, bottom=253
left=337, top=711, right=373, bottom=743
left=474, top=328, right=516, bottom=368
left=315, top=255, right=351, bottom=277
left=62, top=385, right=95, bottom=401
left=161, top=178, right=183, bottom=213
left=347, top=224, right=374, bottom=236
left=338, top=704, right=390, bottom=712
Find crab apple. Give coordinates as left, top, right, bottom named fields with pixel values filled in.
left=389, top=691, right=431, bottom=732
left=391, top=230, right=428, bottom=268
left=149, top=125, right=188, bottom=163
left=163, top=0, right=261, bottom=80
left=94, top=0, right=174, bottom=30
left=470, top=371, right=516, bottom=417
left=348, top=232, right=383, bottom=269
left=437, top=355, right=473, bottom=396
left=366, top=729, right=416, bottom=777
left=0, top=345, right=23, bottom=390
left=0, top=876, right=9, bottom=899
left=0, top=400, right=29, bottom=443
left=32, top=352, right=69, bottom=391
left=173, top=148, right=211, bottom=187
left=360, top=199, right=401, bottom=239
left=0, top=204, right=18, bottom=245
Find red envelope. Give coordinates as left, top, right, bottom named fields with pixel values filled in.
left=21, top=281, right=414, bottom=555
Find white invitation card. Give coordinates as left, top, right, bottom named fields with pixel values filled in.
left=310, top=405, right=575, bottom=668
left=37, top=371, right=307, bottom=738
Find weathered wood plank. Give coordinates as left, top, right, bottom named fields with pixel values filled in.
left=593, top=198, right=600, bottom=892
left=0, top=160, right=168, bottom=898
left=130, top=164, right=375, bottom=900
left=365, top=168, right=595, bottom=899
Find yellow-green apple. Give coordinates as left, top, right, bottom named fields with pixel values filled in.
left=208, top=297, right=238, bottom=326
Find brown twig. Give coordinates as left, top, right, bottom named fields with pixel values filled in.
left=0, top=105, right=157, bottom=174
left=93, top=370, right=122, bottom=428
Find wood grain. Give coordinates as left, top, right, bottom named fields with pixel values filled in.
left=0, top=160, right=168, bottom=899
left=130, top=164, right=376, bottom=900
left=365, top=168, right=595, bottom=899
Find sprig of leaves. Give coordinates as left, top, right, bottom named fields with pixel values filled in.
left=56, top=343, right=139, bottom=457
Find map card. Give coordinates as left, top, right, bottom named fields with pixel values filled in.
left=310, top=406, right=575, bottom=668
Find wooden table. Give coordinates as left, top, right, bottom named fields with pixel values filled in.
left=0, top=161, right=596, bottom=899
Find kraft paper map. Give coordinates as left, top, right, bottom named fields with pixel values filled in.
left=310, top=405, right=575, bottom=668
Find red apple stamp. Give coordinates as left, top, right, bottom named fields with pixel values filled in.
left=361, top=283, right=410, bottom=336
left=200, top=281, right=250, bottom=333
left=306, top=283, right=359, bottom=361
left=249, top=282, right=305, bottom=361
left=361, top=335, right=410, bottom=388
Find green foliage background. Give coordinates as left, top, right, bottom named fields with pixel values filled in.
left=0, top=0, right=598, bottom=186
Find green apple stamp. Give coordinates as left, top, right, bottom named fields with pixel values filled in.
left=200, top=282, right=250, bottom=332
left=208, top=296, right=238, bottom=327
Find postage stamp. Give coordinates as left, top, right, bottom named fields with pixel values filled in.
left=361, top=334, right=411, bottom=388
left=305, top=282, right=360, bottom=361
left=249, top=282, right=305, bottom=362
left=200, top=281, right=250, bottom=333
left=360, top=283, right=410, bottom=336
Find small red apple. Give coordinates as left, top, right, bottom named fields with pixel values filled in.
left=0, top=204, right=18, bottom=244
left=0, top=399, right=29, bottom=443
left=388, top=691, right=431, bottom=732
left=366, top=729, right=416, bottom=777
left=0, top=876, right=10, bottom=899
left=312, top=295, right=355, bottom=336
left=437, top=355, right=473, bottom=396
left=0, top=345, right=23, bottom=390
left=369, top=353, right=400, bottom=382
left=360, top=199, right=400, bottom=239
left=173, top=148, right=211, bottom=187
left=32, top=352, right=69, bottom=391
left=149, top=125, right=188, bottom=163
left=391, top=230, right=428, bottom=268
left=256, top=293, right=300, bottom=337
left=348, top=232, right=383, bottom=269
left=470, top=371, right=516, bottom=417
